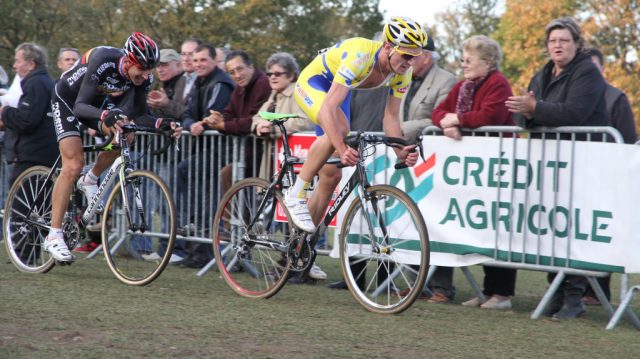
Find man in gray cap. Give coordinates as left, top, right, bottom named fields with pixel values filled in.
left=147, top=48, right=187, bottom=119
left=400, top=35, right=457, bottom=140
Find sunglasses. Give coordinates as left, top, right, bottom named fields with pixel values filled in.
left=266, top=71, right=288, bottom=77
left=393, top=46, right=422, bottom=62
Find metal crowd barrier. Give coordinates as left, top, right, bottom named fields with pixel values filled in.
left=1, top=126, right=638, bottom=329
left=422, top=125, right=639, bottom=330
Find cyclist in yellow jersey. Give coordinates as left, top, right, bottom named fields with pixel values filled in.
left=286, top=17, right=427, bottom=233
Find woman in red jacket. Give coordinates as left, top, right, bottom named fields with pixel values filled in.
left=432, top=35, right=514, bottom=138
left=432, top=35, right=517, bottom=310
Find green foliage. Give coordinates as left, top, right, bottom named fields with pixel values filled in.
left=0, top=0, right=383, bottom=78
left=429, top=0, right=501, bottom=76
left=431, top=0, right=639, bottom=129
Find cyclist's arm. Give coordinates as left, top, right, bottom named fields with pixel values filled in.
left=73, top=77, right=105, bottom=121
left=384, top=95, right=419, bottom=166
left=317, top=82, right=351, bottom=155
left=72, top=54, right=111, bottom=121
left=382, top=95, right=403, bottom=138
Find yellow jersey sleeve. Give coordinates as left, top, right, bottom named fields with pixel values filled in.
left=323, top=38, right=411, bottom=99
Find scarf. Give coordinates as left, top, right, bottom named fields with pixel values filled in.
left=455, top=71, right=493, bottom=115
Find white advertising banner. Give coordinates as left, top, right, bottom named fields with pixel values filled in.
left=330, top=136, right=640, bottom=274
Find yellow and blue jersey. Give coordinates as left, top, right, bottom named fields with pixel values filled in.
left=295, top=37, right=411, bottom=130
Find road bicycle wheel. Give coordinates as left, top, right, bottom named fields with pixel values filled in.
left=339, top=184, right=429, bottom=314
left=3, top=166, right=56, bottom=273
left=213, top=178, right=292, bottom=299
left=101, top=170, right=177, bottom=285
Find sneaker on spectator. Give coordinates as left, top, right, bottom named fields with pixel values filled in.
left=480, top=296, right=512, bottom=310
left=44, top=235, right=75, bottom=262
left=77, top=174, right=102, bottom=211
left=308, top=264, right=327, bottom=280
left=73, top=241, right=99, bottom=253
left=141, top=252, right=162, bottom=261
left=428, top=292, right=451, bottom=304
left=283, top=191, right=315, bottom=233
left=551, top=303, right=586, bottom=321
left=396, top=287, right=430, bottom=300
left=169, top=253, right=185, bottom=265
left=461, top=297, right=485, bottom=307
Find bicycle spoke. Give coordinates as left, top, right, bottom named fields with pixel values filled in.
left=4, top=167, right=55, bottom=273
left=213, top=178, right=291, bottom=299
left=102, top=170, right=176, bottom=286
left=340, top=185, right=429, bottom=314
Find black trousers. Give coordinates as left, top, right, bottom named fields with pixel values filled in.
left=482, top=266, right=517, bottom=297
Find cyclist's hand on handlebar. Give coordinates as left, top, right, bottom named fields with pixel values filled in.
left=102, top=108, right=127, bottom=133
left=339, top=146, right=359, bottom=167
left=398, top=144, right=419, bottom=167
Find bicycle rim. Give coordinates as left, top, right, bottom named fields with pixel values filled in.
left=213, top=178, right=291, bottom=299
left=339, top=185, right=429, bottom=314
left=3, top=166, right=56, bottom=273
left=101, top=170, right=177, bottom=285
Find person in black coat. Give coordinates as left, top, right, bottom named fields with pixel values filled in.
left=0, top=42, right=58, bottom=185
left=506, top=17, right=608, bottom=320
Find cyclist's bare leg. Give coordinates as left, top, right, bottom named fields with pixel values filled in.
left=308, top=164, right=341, bottom=225
left=297, top=109, right=350, bottom=184
left=297, top=135, right=335, bottom=183
left=286, top=109, right=349, bottom=233
left=89, top=150, right=119, bottom=176
left=51, top=136, right=85, bottom=229
left=45, top=137, right=83, bottom=261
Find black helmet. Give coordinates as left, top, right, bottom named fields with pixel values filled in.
left=124, top=32, right=159, bottom=69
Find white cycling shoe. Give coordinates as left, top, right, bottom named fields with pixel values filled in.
left=284, top=192, right=315, bottom=233
left=77, top=174, right=102, bottom=212
left=44, top=236, right=75, bottom=262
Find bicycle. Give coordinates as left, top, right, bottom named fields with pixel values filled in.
left=3, top=124, right=178, bottom=286
left=212, top=112, right=430, bottom=314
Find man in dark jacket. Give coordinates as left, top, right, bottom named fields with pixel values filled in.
left=181, top=44, right=235, bottom=138
left=205, top=49, right=271, bottom=192
left=173, top=44, right=235, bottom=266
left=0, top=42, right=58, bottom=184
left=585, top=48, right=637, bottom=144
left=177, top=50, right=270, bottom=268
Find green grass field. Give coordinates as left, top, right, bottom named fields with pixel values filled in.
left=1, top=248, right=639, bottom=358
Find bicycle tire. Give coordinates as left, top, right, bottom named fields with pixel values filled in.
left=339, top=184, right=429, bottom=314
left=101, top=170, right=177, bottom=285
left=213, top=177, right=292, bottom=299
left=3, top=166, right=56, bottom=273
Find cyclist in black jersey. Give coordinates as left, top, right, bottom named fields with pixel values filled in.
left=45, top=32, right=182, bottom=262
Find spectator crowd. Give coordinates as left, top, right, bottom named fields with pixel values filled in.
left=0, top=15, right=636, bottom=322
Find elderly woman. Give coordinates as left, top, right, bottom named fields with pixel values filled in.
left=251, top=52, right=314, bottom=179
left=505, top=17, right=607, bottom=130
left=506, top=17, right=607, bottom=321
left=250, top=52, right=321, bottom=279
left=432, top=35, right=517, bottom=310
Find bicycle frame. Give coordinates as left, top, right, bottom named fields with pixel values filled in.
left=20, top=132, right=144, bottom=234
left=245, top=123, right=382, bottom=256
